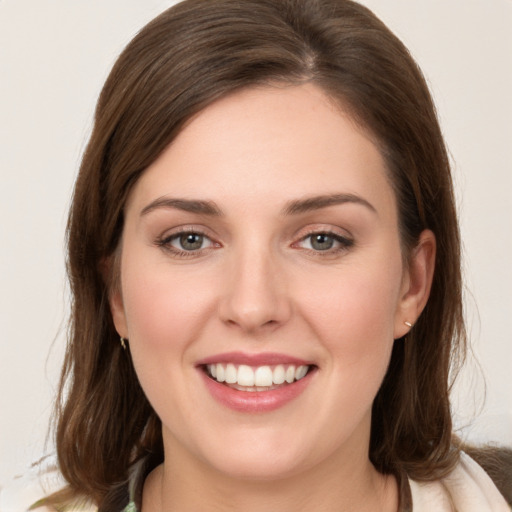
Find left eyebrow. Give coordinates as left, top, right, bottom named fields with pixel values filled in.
left=282, top=193, right=378, bottom=216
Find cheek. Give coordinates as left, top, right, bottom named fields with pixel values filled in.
left=307, top=262, right=400, bottom=328
left=298, top=253, right=403, bottom=384
left=118, top=250, right=220, bottom=409
left=119, top=256, right=218, bottom=421
left=121, top=255, right=215, bottom=351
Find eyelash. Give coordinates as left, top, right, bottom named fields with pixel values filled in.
left=294, top=230, right=354, bottom=256
left=155, top=228, right=218, bottom=258
left=155, top=229, right=354, bottom=258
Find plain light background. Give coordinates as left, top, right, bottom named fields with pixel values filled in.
left=1, top=0, right=511, bottom=486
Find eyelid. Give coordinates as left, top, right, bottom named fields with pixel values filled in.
left=293, top=224, right=353, bottom=241
left=162, top=227, right=209, bottom=241
left=157, top=222, right=218, bottom=237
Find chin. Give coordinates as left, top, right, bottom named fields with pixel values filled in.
left=210, top=451, right=311, bottom=482
left=195, top=427, right=330, bottom=482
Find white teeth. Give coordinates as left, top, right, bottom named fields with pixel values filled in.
left=225, top=363, right=237, bottom=384
left=254, top=366, right=273, bottom=387
left=207, top=363, right=310, bottom=388
left=216, top=363, right=225, bottom=382
left=237, top=365, right=255, bottom=386
left=273, top=365, right=286, bottom=384
left=295, top=365, right=308, bottom=380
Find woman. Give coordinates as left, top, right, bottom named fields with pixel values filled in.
left=18, top=0, right=511, bottom=510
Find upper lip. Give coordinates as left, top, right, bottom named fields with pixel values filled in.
left=196, top=351, right=314, bottom=367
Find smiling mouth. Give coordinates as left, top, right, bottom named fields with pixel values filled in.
left=204, top=363, right=314, bottom=392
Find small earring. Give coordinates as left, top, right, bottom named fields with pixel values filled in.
left=120, top=337, right=127, bottom=350
left=404, top=321, right=412, bottom=328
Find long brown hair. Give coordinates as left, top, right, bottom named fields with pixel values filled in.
left=53, top=0, right=466, bottom=507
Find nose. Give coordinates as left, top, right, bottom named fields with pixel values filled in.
left=218, top=245, right=292, bottom=333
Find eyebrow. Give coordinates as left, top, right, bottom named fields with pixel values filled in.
left=140, top=192, right=377, bottom=217
left=282, top=193, right=377, bottom=216
left=140, top=197, right=223, bottom=217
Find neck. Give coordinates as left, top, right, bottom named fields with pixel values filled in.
left=142, top=438, right=398, bottom=512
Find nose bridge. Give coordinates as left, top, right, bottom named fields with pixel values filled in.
left=219, top=236, right=291, bottom=332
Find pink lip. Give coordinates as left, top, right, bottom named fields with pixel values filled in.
left=196, top=352, right=316, bottom=413
left=196, top=351, right=313, bottom=367
left=200, top=371, right=314, bottom=413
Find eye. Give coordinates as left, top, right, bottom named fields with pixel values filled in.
left=172, top=232, right=209, bottom=251
left=156, top=229, right=217, bottom=256
left=296, top=231, right=353, bottom=253
left=306, top=233, right=336, bottom=251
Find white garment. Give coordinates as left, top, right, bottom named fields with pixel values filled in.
left=409, top=452, right=510, bottom=511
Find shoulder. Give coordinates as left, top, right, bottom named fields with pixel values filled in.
left=0, top=457, right=97, bottom=512
left=408, top=451, right=511, bottom=511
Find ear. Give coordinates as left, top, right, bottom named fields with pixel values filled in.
left=101, top=255, right=129, bottom=339
left=394, top=229, right=436, bottom=339
left=110, top=286, right=129, bottom=339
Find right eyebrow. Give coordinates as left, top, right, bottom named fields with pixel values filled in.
left=140, top=197, right=224, bottom=217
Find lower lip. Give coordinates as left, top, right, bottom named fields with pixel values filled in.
left=199, top=369, right=315, bottom=413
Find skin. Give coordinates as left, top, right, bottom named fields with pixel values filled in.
left=110, top=83, right=435, bottom=512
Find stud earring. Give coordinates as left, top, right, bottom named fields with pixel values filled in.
left=120, top=337, right=127, bottom=350
left=404, top=321, right=412, bottom=328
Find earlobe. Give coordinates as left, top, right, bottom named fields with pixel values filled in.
left=394, top=229, right=436, bottom=339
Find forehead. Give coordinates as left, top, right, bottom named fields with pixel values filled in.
left=126, top=83, right=397, bottom=223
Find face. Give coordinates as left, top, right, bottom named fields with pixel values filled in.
left=111, top=83, right=433, bottom=481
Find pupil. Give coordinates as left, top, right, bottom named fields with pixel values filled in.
left=312, top=234, right=333, bottom=250
left=180, top=233, right=203, bottom=250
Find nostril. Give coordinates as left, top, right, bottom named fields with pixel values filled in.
left=221, top=310, right=282, bottom=332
